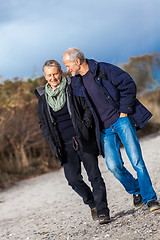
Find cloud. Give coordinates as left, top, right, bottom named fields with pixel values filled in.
left=0, top=0, right=160, bottom=79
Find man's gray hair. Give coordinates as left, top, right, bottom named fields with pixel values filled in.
left=42, top=59, right=61, bottom=72
left=64, top=48, right=85, bottom=62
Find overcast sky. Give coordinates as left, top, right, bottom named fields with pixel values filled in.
left=0, top=0, right=160, bottom=80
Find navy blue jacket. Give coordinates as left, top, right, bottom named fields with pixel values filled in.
left=35, top=78, right=99, bottom=164
left=71, top=59, right=152, bottom=154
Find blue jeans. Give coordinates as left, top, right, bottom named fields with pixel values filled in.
left=63, top=140, right=109, bottom=215
left=100, top=116, right=157, bottom=204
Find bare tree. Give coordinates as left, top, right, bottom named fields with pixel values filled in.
left=121, top=52, right=160, bottom=93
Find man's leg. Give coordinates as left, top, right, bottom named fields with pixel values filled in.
left=100, top=125, right=140, bottom=194
left=115, top=116, right=157, bottom=204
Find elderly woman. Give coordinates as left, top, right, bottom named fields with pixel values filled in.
left=35, top=59, right=110, bottom=224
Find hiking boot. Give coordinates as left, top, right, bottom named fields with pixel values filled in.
left=147, top=200, right=160, bottom=212
left=91, top=207, right=98, bottom=221
left=133, top=194, right=144, bottom=210
left=98, top=214, right=110, bottom=224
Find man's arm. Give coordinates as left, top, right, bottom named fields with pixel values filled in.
left=105, top=63, right=137, bottom=114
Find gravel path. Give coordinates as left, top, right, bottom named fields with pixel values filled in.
left=0, top=134, right=160, bottom=240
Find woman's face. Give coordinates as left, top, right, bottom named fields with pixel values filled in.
left=44, top=66, right=62, bottom=89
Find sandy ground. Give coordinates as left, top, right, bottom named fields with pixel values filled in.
left=0, top=134, right=160, bottom=240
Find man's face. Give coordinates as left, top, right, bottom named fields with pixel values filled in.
left=63, top=55, right=80, bottom=76
left=44, top=66, right=62, bottom=89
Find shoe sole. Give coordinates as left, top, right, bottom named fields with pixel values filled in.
left=134, top=202, right=144, bottom=210
left=149, top=206, right=160, bottom=212
left=99, top=217, right=111, bottom=224
left=99, top=219, right=110, bottom=224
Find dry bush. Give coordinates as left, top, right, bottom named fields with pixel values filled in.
left=121, top=52, right=160, bottom=93
left=0, top=79, right=61, bottom=188
left=140, top=89, right=160, bottom=124
left=136, top=89, right=160, bottom=139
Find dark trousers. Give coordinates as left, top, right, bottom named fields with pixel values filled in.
left=63, top=140, right=109, bottom=216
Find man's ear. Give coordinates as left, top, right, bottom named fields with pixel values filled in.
left=75, top=58, right=81, bottom=65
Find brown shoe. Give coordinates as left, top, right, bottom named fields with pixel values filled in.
left=91, top=207, right=98, bottom=220
left=147, top=200, right=160, bottom=212
left=133, top=194, right=144, bottom=210
left=98, top=214, right=110, bottom=224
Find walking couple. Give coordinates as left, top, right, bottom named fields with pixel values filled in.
left=35, top=48, right=160, bottom=224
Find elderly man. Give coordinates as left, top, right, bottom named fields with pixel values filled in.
left=63, top=48, right=160, bottom=212
left=35, top=59, right=110, bottom=224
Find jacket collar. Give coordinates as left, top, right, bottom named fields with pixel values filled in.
left=86, top=59, right=98, bottom=77
left=35, top=85, right=45, bottom=97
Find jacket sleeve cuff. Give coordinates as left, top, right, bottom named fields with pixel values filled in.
left=119, top=105, right=135, bottom=114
